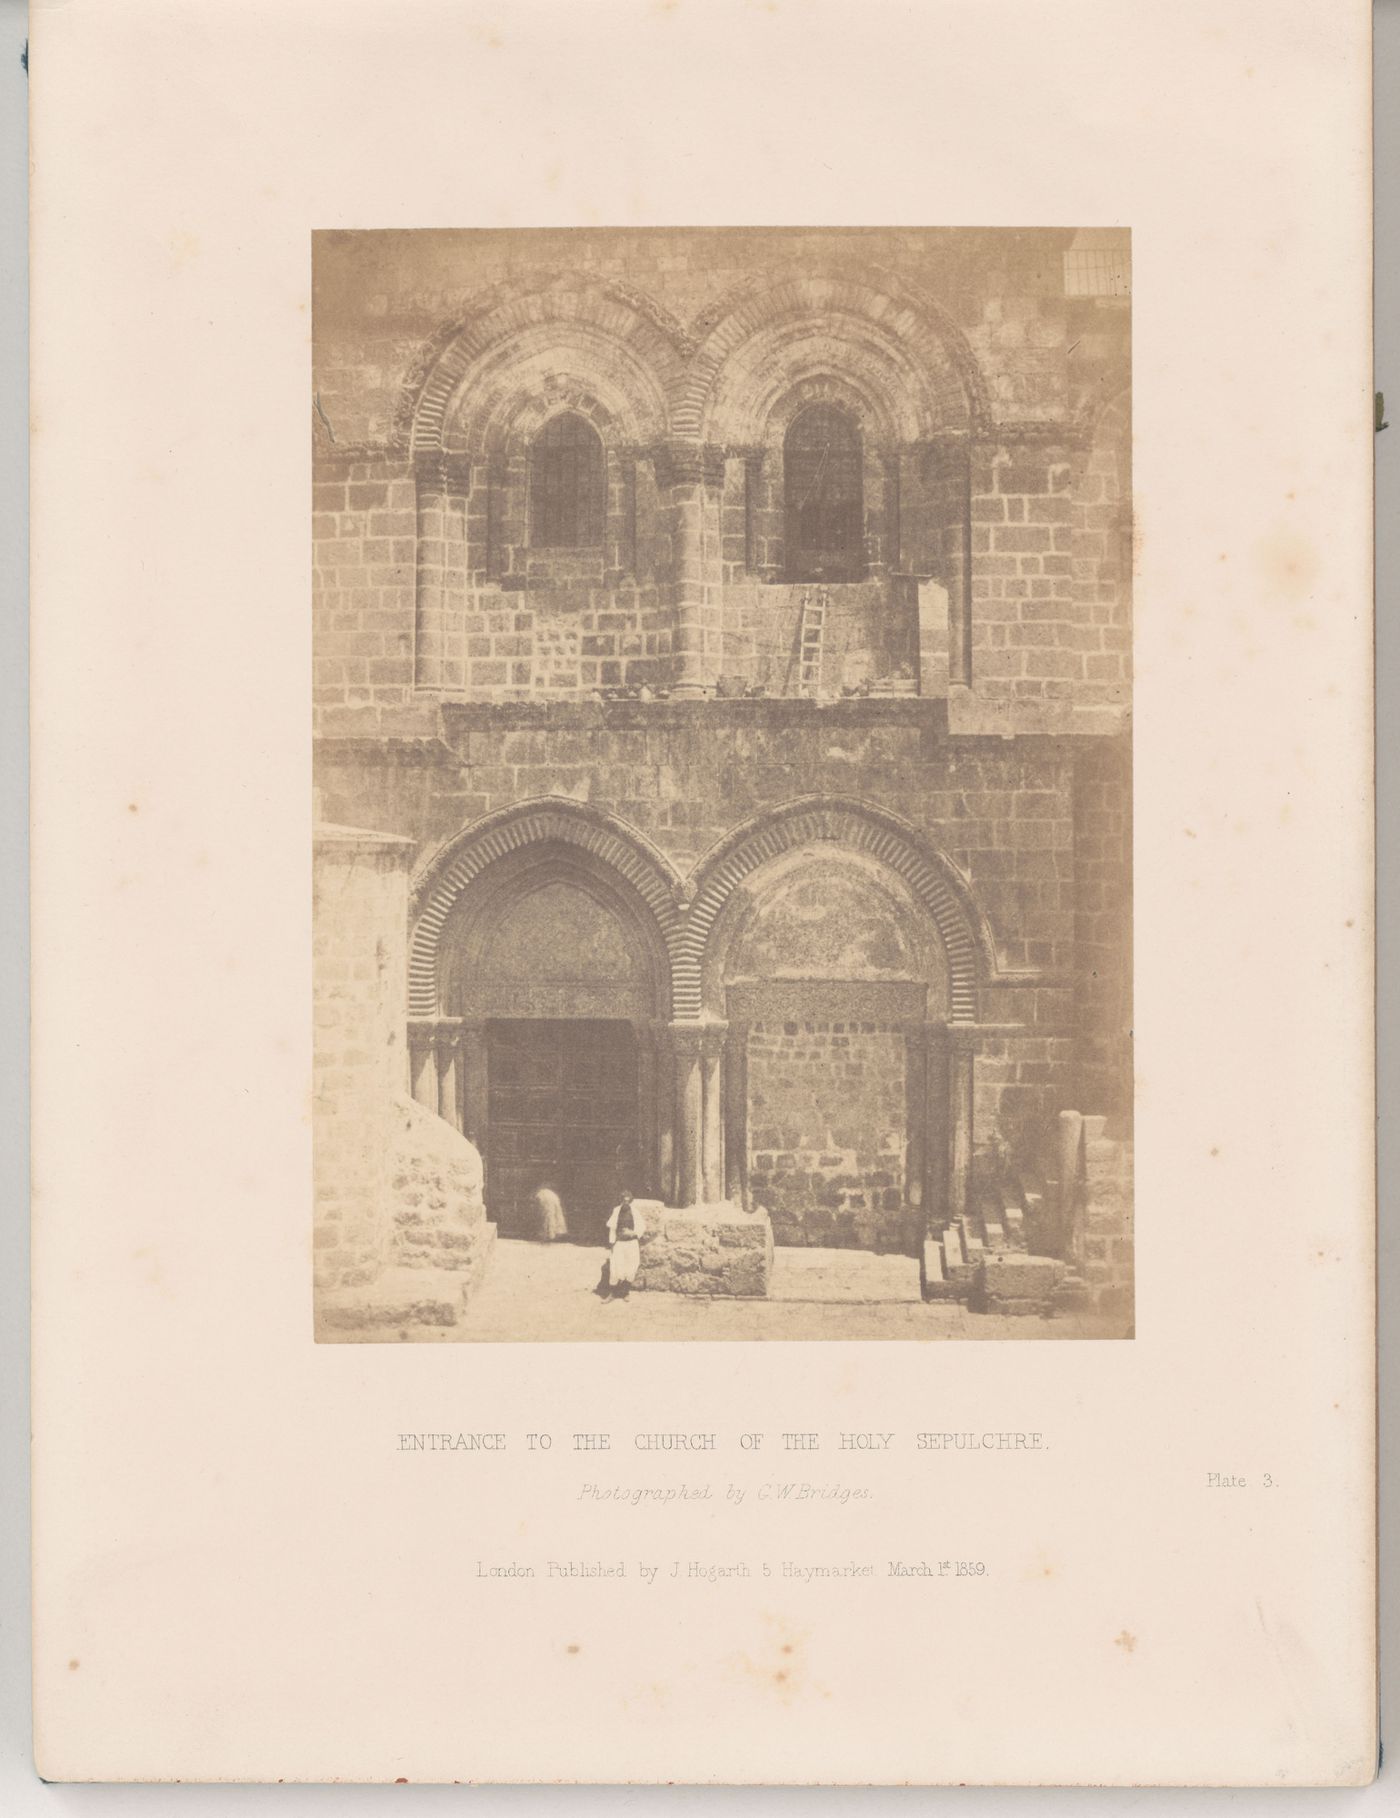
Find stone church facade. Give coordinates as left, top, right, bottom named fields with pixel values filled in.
left=311, top=228, right=1133, bottom=1328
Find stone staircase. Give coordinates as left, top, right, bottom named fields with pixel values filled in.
left=919, top=1111, right=1134, bottom=1316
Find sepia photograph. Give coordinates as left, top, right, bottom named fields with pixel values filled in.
left=28, top=0, right=1377, bottom=1788
left=311, top=227, right=1134, bottom=1342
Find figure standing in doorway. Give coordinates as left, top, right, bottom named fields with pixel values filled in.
left=604, top=1191, right=644, bottom=1299
left=529, top=1183, right=569, bottom=1243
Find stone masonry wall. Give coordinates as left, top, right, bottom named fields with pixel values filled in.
left=747, top=1021, right=911, bottom=1252
left=313, top=228, right=1125, bottom=451
left=315, top=705, right=1131, bottom=1184
left=317, top=702, right=1077, bottom=978
left=387, top=1094, right=494, bottom=1287
left=313, top=825, right=495, bottom=1324
left=312, top=228, right=1130, bottom=734
left=311, top=230, right=1132, bottom=1257
left=313, top=459, right=420, bottom=737
left=1073, top=737, right=1133, bottom=1121
left=719, top=579, right=918, bottom=697
left=313, top=827, right=415, bottom=1291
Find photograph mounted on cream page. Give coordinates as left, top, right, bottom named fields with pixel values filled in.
left=27, top=0, right=1375, bottom=1792
left=311, top=228, right=1135, bottom=1343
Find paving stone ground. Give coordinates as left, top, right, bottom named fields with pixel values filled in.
left=381, top=1239, right=1131, bottom=1343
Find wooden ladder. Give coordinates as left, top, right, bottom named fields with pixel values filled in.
left=797, top=587, right=828, bottom=696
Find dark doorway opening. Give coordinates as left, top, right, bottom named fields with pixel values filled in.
left=485, top=1019, right=640, bottom=1241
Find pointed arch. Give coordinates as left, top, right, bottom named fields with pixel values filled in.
left=399, top=273, right=690, bottom=455
left=677, top=271, right=992, bottom=444
left=408, top=799, right=685, bottom=1018
left=676, top=797, right=995, bottom=1023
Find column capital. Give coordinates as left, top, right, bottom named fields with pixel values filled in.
left=413, top=451, right=474, bottom=492
left=700, top=1021, right=730, bottom=1058
left=667, top=1021, right=705, bottom=1055
left=650, top=439, right=727, bottom=492
left=669, top=1020, right=732, bottom=1058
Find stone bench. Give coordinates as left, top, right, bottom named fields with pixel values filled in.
left=634, top=1200, right=774, bottom=1298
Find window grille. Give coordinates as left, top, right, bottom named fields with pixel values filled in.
left=530, top=412, right=605, bottom=548
left=1063, top=242, right=1131, bottom=299
left=784, top=405, right=864, bottom=581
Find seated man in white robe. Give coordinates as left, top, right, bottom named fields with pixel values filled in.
left=604, top=1192, right=644, bottom=1300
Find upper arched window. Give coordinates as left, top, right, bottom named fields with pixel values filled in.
left=529, top=412, right=606, bottom=549
left=784, top=405, right=864, bottom=581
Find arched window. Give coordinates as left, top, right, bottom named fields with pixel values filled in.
left=783, top=404, right=864, bottom=581
left=529, top=412, right=606, bottom=548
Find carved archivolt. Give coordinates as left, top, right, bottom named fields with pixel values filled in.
left=676, top=798, right=989, bottom=1022
left=408, top=800, right=684, bottom=1018
left=409, top=795, right=991, bottom=1025
left=399, top=269, right=991, bottom=460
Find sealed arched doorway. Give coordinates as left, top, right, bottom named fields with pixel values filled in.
left=417, top=833, right=676, bottom=1242
left=702, top=842, right=951, bottom=1254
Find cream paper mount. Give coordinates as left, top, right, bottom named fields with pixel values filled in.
left=29, top=0, right=1375, bottom=1787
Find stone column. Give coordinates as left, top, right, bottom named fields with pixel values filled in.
left=670, top=1023, right=704, bottom=1206
left=409, top=1020, right=438, bottom=1109
left=903, top=1022, right=929, bottom=1218
left=923, top=1025, right=951, bottom=1230
left=484, top=452, right=509, bottom=582
left=460, top=1018, right=489, bottom=1151
left=948, top=1028, right=977, bottom=1225
left=724, top=1020, right=749, bottom=1206
left=700, top=1022, right=728, bottom=1204
left=656, top=441, right=725, bottom=698
left=863, top=445, right=891, bottom=579
left=752, top=448, right=785, bottom=583
left=652, top=1021, right=676, bottom=1204
left=636, top=1021, right=661, bottom=1199
left=434, top=1020, right=463, bottom=1130
left=737, top=450, right=763, bottom=575
left=605, top=445, right=638, bottom=584
left=413, top=456, right=451, bottom=687
left=885, top=451, right=903, bottom=573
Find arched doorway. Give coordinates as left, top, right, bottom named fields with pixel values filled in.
left=441, top=851, right=669, bottom=1241
left=704, top=845, right=949, bottom=1253
left=682, top=798, right=990, bottom=1251
left=407, top=806, right=682, bottom=1242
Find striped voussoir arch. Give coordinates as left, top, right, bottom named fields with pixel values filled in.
left=672, top=800, right=986, bottom=1024
left=408, top=802, right=685, bottom=1019
left=673, top=272, right=991, bottom=442
left=404, top=275, right=690, bottom=455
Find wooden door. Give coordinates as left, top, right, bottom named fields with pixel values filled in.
left=485, top=1020, right=640, bottom=1241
